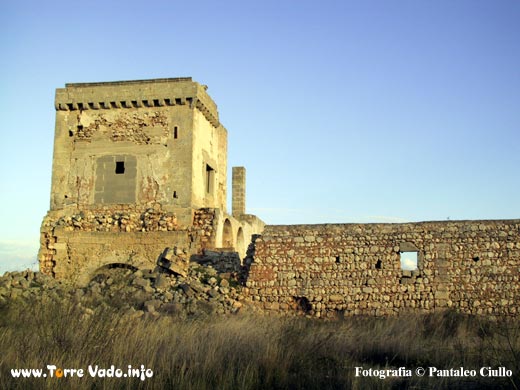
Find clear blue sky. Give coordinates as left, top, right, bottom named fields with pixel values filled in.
left=1, top=0, right=519, bottom=273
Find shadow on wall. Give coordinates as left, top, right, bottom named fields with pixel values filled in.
left=190, top=251, right=241, bottom=274
left=237, top=228, right=244, bottom=258
left=240, top=234, right=261, bottom=284
left=87, top=262, right=139, bottom=283
left=222, top=219, right=233, bottom=248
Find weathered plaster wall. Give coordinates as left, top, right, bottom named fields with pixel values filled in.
left=39, top=206, right=217, bottom=284
left=43, top=230, right=190, bottom=285
left=191, top=109, right=227, bottom=211
left=50, top=78, right=223, bottom=212
left=244, top=220, right=520, bottom=318
left=52, top=105, right=191, bottom=209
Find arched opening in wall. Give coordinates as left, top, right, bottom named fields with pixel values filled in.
left=236, top=227, right=245, bottom=258
left=222, top=219, right=233, bottom=248
left=400, top=252, right=418, bottom=271
left=98, top=263, right=139, bottom=271
left=89, top=263, right=138, bottom=285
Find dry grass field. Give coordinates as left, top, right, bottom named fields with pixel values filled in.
left=1, top=298, right=519, bottom=389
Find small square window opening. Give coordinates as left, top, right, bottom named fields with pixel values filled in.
left=115, top=161, right=125, bottom=174
left=400, top=251, right=418, bottom=271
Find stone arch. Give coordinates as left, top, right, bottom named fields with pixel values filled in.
left=77, top=253, right=146, bottom=286
left=83, top=262, right=139, bottom=285
left=94, top=263, right=139, bottom=273
left=222, top=218, right=233, bottom=248
left=237, top=227, right=245, bottom=258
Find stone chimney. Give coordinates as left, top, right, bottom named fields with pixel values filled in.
left=232, top=167, right=246, bottom=217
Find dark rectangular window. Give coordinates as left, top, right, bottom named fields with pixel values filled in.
left=115, top=161, right=125, bottom=174
left=206, top=164, right=214, bottom=194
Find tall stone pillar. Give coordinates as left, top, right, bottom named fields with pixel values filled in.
left=232, top=167, right=246, bottom=217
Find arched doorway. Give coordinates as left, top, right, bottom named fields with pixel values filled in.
left=88, top=262, right=138, bottom=284
left=222, top=218, right=233, bottom=248
left=237, top=227, right=245, bottom=258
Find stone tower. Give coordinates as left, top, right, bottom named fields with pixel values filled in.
left=39, top=78, right=264, bottom=284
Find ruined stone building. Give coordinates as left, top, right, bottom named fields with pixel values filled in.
left=39, top=78, right=264, bottom=285
left=39, top=77, right=520, bottom=318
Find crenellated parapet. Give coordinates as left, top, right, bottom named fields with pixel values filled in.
left=54, top=77, right=220, bottom=128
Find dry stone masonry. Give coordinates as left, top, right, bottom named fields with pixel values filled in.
left=243, top=220, right=520, bottom=318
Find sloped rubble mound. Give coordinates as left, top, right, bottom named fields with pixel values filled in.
left=0, top=264, right=247, bottom=320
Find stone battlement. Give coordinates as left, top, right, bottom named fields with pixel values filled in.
left=55, top=77, right=219, bottom=128
left=65, top=77, right=193, bottom=88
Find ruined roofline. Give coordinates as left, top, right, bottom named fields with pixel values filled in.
left=65, top=77, right=193, bottom=88
left=55, top=77, right=220, bottom=128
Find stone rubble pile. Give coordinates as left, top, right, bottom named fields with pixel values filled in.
left=0, top=262, right=247, bottom=319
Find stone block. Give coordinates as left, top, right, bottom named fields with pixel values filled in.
left=329, top=294, right=343, bottom=302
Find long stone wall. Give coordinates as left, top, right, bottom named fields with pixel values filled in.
left=243, top=220, right=520, bottom=318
